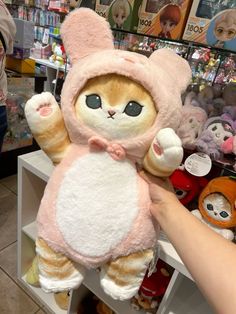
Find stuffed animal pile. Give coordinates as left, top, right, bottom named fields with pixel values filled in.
left=24, top=8, right=191, bottom=301
left=178, top=83, right=236, bottom=168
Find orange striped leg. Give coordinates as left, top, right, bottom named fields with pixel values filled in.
left=36, top=238, right=86, bottom=293
left=100, top=249, right=154, bottom=300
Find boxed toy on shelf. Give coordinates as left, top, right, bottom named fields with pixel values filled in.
left=137, top=0, right=192, bottom=39
left=13, top=18, right=34, bottom=49
left=183, top=0, right=236, bottom=52
left=95, top=0, right=142, bottom=32
left=2, top=77, right=34, bottom=152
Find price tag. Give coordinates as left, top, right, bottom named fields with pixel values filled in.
left=184, top=153, right=212, bottom=177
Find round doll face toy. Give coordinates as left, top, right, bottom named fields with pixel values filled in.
left=192, top=177, right=236, bottom=241
left=213, top=10, right=236, bottom=49
left=111, top=0, right=130, bottom=29
left=158, top=4, right=181, bottom=39
left=24, top=8, right=191, bottom=300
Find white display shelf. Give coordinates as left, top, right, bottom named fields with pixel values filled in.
left=17, top=150, right=213, bottom=314
left=30, top=57, right=70, bottom=94
left=20, top=275, right=67, bottom=314
left=31, top=57, right=70, bottom=72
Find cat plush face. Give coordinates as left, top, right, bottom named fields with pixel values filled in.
left=60, top=8, right=191, bottom=157
left=203, top=193, right=232, bottom=224
left=198, top=177, right=236, bottom=228
left=75, top=74, right=157, bottom=140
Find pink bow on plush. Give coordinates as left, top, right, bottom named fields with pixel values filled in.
left=88, top=136, right=126, bottom=161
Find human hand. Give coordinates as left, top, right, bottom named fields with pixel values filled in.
left=140, top=171, right=180, bottom=220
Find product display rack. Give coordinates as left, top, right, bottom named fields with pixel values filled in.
left=17, top=150, right=214, bottom=314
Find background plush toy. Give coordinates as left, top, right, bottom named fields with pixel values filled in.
left=24, top=8, right=191, bottom=300
left=221, top=135, right=236, bottom=171
left=96, top=300, right=114, bottom=314
left=54, top=291, right=70, bottom=310
left=196, top=116, right=235, bottom=160
left=176, top=103, right=207, bottom=150
left=170, top=168, right=208, bottom=206
left=49, top=42, right=66, bottom=66
left=192, top=177, right=236, bottom=241
left=222, top=82, right=236, bottom=107
left=131, top=259, right=171, bottom=313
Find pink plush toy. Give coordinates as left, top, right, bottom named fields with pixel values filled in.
left=221, top=135, right=236, bottom=171
left=176, top=104, right=207, bottom=150
left=24, top=8, right=191, bottom=300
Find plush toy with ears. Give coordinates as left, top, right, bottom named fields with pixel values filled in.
left=170, top=168, right=208, bottom=205
left=25, top=8, right=191, bottom=300
left=196, top=116, right=235, bottom=160
left=176, top=103, right=207, bottom=150
left=192, top=177, right=236, bottom=241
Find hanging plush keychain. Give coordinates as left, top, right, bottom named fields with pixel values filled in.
left=24, top=8, right=191, bottom=300
left=192, top=177, right=236, bottom=241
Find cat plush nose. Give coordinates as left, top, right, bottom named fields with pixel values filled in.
left=108, top=110, right=116, bottom=117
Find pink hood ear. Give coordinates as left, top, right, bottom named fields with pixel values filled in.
left=149, top=49, right=192, bottom=93
left=60, top=8, right=114, bottom=64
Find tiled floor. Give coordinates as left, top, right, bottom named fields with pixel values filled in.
left=0, top=175, right=47, bottom=314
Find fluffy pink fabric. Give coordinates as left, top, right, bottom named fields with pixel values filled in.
left=60, top=8, right=191, bottom=161
left=221, top=136, right=236, bottom=154
left=60, top=8, right=114, bottom=64
left=37, top=144, right=158, bottom=268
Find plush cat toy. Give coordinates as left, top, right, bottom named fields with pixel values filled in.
left=24, top=8, right=191, bottom=300
left=192, top=177, right=236, bottom=241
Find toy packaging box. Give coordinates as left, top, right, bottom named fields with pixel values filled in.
left=13, top=18, right=34, bottom=49
left=183, top=0, right=236, bottom=52
left=95, top=0, right=142, bottom=32
left=137, top=0, right=192, bottom=40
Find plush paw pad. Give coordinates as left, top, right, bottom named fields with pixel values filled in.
left=36, top=103, right=53, bottom=116
left=25, top=92, right=59, bottom=119
left=152, top=128, right=183, bottom=170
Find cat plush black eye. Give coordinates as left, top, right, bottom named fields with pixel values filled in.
left=86, top=94, right=102, bottom=109
left=220, top=211, right=229, bottom=218
left=207, top=204, right=214, bottom=211
left=123, top=101, right=143, bottom=117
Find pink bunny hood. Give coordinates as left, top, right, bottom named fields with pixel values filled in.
left=60, top=8, right=191, bottom=160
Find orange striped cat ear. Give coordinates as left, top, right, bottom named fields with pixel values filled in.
left=149, top=48, right=191, bottom=93
left=60, top=8, right=114, bottom=65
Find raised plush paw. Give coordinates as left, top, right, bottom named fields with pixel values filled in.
left=143, top=128, right=183, bottom=177
left=25, top=92, right=61, bottom=133
left=25, top=92, right=70, bottom=164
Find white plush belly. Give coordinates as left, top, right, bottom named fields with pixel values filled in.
left=56, top=152, right=139, bottom=257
